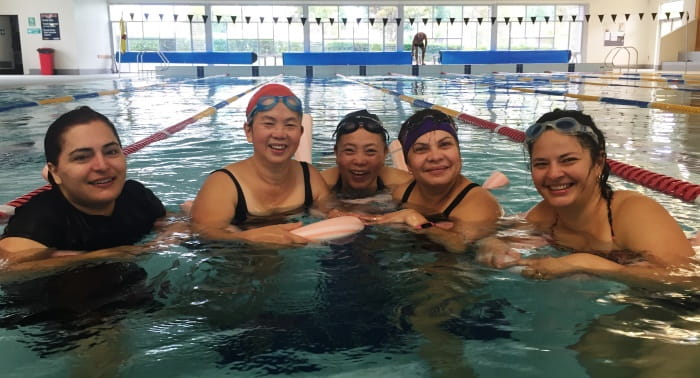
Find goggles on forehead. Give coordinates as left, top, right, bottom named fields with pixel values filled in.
left=247, top=95, right=303, bottom=122
left=333, top=114, right=388, bottom=143
left=525, top=117, right=599, bottom=146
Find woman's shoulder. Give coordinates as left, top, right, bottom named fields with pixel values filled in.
left=380, top=166, right=412, bottom=187
left=524, top=201, right=556, bottom=230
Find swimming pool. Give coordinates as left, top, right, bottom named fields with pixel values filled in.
left=0, top=74, right=698, bottom=377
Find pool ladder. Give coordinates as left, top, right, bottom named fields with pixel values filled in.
left=136, top=51, right=170, bottom=78
left=603, top=46, right=639, bottom=73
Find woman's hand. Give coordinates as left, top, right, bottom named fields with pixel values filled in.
left=361, top=209, right=428, bottom=228
left=236, top=222, right=310, bottom=247
left=475, top=237, right=521, bottom=268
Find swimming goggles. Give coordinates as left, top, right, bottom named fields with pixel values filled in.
left=333, top=113, right=389, bottom=143
left=525, top=117, right=599, bottom=145
left=247, top=95, right=303, bottom=122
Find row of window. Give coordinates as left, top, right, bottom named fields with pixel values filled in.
left=110, top=4, right=587, bottom=58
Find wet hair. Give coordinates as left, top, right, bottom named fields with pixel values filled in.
left=333, top=109, right=389, bottom=149
left=526, top=109, right=613, bottom=203
left=44, top=106, right=121, bottom=184
left=398, top=108, right=458, bottom=161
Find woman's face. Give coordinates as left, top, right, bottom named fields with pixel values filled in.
left=48, top=120, right=127, bottom=215
left=529, top=130, right=602, bottom=208
left=335, top=128, right=387, bottom=192
left=406, top=130, right=461, bottom=187
left=245, top=102, right=303, bottom=164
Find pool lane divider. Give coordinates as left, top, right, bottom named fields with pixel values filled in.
left=3, top=75, right=281, bottom=213
left=479, top=73, right=700, bottom=94
left=338, top=74, right=700, bottom=204
left=0, top=74, right=230, bottom=113
left=441, top=73, right=700, bottom=114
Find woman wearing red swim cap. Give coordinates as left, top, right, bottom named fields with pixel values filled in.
left=190, top=84, right=330, bottom=245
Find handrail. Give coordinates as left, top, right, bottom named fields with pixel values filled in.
left=604, top=46, right=639, bottom=73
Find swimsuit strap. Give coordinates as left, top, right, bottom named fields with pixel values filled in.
left=300, top=161, right=313, bottom=208
left=442, top=182, right=479, bottom=218
left=607, top=191, right=615, bottom=238
left=376, top=176, right=386, bottom=191
left=400, top=180, right=417, bottom=204
left=334, top=176, right=386, bottom=193
left=212, top=169, right=248, bottom=225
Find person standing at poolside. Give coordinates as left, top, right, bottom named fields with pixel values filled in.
left=480, top=109, right=694, bottom=284
left=190, top=83, right=329, bottom=245
left=366, top=108, right=502, bottom=253
left=321, top=109, right=411, bottom=198
left=0, top=106, right=166, bottom=269
left=412, top=32, right=428, bottom=65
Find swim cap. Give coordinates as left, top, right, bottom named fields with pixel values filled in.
left=245, top=83, right=302, bottom=121
left=399, top=109, right=458, bottom=158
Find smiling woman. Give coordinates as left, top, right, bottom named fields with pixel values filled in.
left=189, top=83, right=330, bottom=245
left=366, top=108, right=502, bottom=253
left=0, top=106, right=166, bottom=266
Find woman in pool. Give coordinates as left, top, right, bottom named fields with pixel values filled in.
left=498, top=109, right=695, bottom=281
left=321, top=109, right=411, bottom=197
left=367, top=108, right=502, bottom=253
left=0, top=106, right=166, bottom=268
left=190, top=83, right=330, bottom=245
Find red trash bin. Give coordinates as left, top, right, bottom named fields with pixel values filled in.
left=37, top=48, right=55, bottom=75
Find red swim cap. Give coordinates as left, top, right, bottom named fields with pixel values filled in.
left=245, top=83, right=300, bottom=121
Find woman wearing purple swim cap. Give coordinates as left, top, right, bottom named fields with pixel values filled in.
left=365, top=109, right=502, bottom=253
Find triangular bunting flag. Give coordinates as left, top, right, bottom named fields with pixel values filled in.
left=585, top=14, right=591, bottom=22
left=129, top=13, right=134, bottom=21
left=652, top=13, right=657, bottom=21
left=611, top=14, right=616, bottom=22
left=273, top=17, right=278, bottom=24
left=477, top=17, right=483, bottom=25
left=504, top=17, right=510, bottom=25
left=301, top=17, right=307, bottom=25
left=395, top=18, right=401, bottom=26
left=216, top=15, right=221, bottom=23
left=369, top=18, right=375, bottom=26
left=342, top=18, right=347, bottom=26
left=245, top=16, right=251, bottom=24
left=202, top=15, right=208, bottom=23
left=259, top=17, right=264, bottom=23
left=422, top=18, right=428, bottom=25
left=558, top=15, right=563, bottom=22
left=464, top=18, right=469, bottom=25
left=518, top=17, right=523, bottom=24
left=639, top=13, right=644, bottom=20
left=436, top=18, right=442, bottom=26
left=315, top=17, right=321, bottom=25
left=144, top=13, right=149, bottom=21
left=624, top=14, right=630, bottom=21
left=531, top=16, right=537, bottom=24
left=382, top=18, right=388, bottom=27
left=598, top=14, right=604, bottom=23
left=665, top=12, right=670, bottom=20
left=330, top=18, right=335, bottom=26
left=187, top=14, right=194, bottom=23
left=356, top=18, right=362, bottom=25
left=544, top=16, right=550, bottom=23
left=449, top=17, right=455, bottom=25
left=174, top=14, right=179, bottom=22
left=231, top=16, right=237, bottom=23
left=159, top=14, right=164, bottom=22
left=571, top=15, right=577, bottom=22
left=409, top=18, right=415, bottom=25
left=286, top=17, right=292, bottom=24
left=680, top=12, right=685, bottom=20
left=491, top=16, right=497, bottom=24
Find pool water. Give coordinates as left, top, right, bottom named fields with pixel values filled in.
left=0, top=75, right=698, bottom=377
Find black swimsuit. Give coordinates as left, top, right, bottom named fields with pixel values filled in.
left=212, top=161, right=313, bottom=225
left=332, top=176, right=386, bottom=193
left=399, top=180, right=480, bottom=221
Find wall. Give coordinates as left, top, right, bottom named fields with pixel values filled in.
left=660, top=19, right=697, bottom=63
left=0, top=0, right=112, bottom=74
